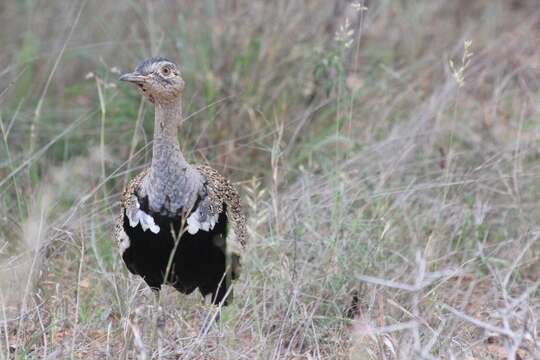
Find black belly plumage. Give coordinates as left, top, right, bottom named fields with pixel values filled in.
left=121, top=198, right=230, bottom=305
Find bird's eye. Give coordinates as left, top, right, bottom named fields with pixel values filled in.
left=161, top=66, right=171, bottom=76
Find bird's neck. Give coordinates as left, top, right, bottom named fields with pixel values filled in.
left=143, top=97, right=201, bottom=214
left=152, top=98, right=185, bottom=165
left=154, top=98, right=182, bottom=144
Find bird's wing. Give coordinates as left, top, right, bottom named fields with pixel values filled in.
left=115, top=169, right=152, bottom=256
left=196, top=165, right=247, bottom=246
left=196, top=165, right=247, bottom=278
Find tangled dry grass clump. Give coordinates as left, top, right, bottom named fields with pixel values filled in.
left=0, top=0, right=539, bottom=359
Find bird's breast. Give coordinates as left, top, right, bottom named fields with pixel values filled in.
left=141, top=168, right=203, bottom=216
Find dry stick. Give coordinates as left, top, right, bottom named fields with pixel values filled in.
left=154, top=290, right=164, bottom=360
left=270, top=116, right=284, bottom=235
left=309, top=312, right=322, bottom=359
left=412, top=252, right=426, bottom=353
left=33, top=293, right=48, bottom=358
left=168, top=218, right=233, bottom=351
left=89, top=198, right=111, bottom=295
left=149, top=216, right=190, bottom=356
left=284, top=299, right=320, bottom=357
left=122, top=282, right=144, bottom=360
left=271, top=288, right=299, bottom=360
left=496, top=240, right=538, bottom=357
left=163, top=218, right=188, bottom=294
left=0, top=100, right=26, bottom=220
left=152, top=209, right=218, bottom=357
left=5, top=92, right=25, bottom=138
left=347, top=0, right=367, bottom=137
left=386, top=299, right=424, bottom=329
left=0, top=66, right=28, bottom=105
left=1, top=294, right=10, bottom=359
left=96, top=77, right=107, bottom=181
left=106, top=321, right=112, bottom=360
left=197, top=271, right=233, bottom=342
left=376, top=295, right=388, bottom=359
left=358, top=253, right=452, bottom=356
left=15, top=193, right=50, bottom=351
left=442, top=304, right=515, bottom=338
left=70, top=241, right=85, bottom=360
left=506, top=308, right=528, bottom=360
left=476, top=243, right=512, bottom=341
left=420, top=319, right=446, bottom=359
left=357, top=274, right=419, bottom=292
left=508, top=281, right=540, bottom=314
left=511, top=102, right=525, bottom=206
left=128, top=314, right=148, bottom=360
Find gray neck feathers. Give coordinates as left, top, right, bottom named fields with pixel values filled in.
left=141, top=98, right=204, bottom=215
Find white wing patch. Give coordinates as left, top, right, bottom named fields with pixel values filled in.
left=186, top=205, right=219, bottom=235
left=126, top=196, right=160, bottom=234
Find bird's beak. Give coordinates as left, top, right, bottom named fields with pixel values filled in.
left=119, top=72, right=147, bottom=83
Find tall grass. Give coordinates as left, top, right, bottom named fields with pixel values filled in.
left=0, top=0, right=539, bottom=358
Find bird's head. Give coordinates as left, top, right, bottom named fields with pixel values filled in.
left=120, top=57, right=185, bottom=104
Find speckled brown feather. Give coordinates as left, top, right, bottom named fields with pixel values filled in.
left=114, top=169, right=148, bottom=249
left=196, top=165, right=247, bottom=248
left=121, top=169, right=149, bottom=210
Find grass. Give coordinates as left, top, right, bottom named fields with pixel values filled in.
left=0, top=0, right=539, bottom=359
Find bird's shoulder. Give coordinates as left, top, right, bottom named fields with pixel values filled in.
left=121, top=168, right=149, bottom=210
left=115, top=169, right=150, bottom=247
left=197, top=165, right=239, bottom=214
left=196, top=165, right=247, bottom=248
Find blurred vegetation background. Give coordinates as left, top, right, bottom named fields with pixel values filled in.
left=0, top=0, right=539, bottom=359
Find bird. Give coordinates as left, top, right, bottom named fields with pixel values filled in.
left=115, top=57, right=246, bottom=306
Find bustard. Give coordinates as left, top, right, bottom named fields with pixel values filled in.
left=115, top=57, right=246, bottom=306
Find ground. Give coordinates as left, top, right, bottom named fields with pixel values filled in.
left=0, top=1, right=539, bottom=359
